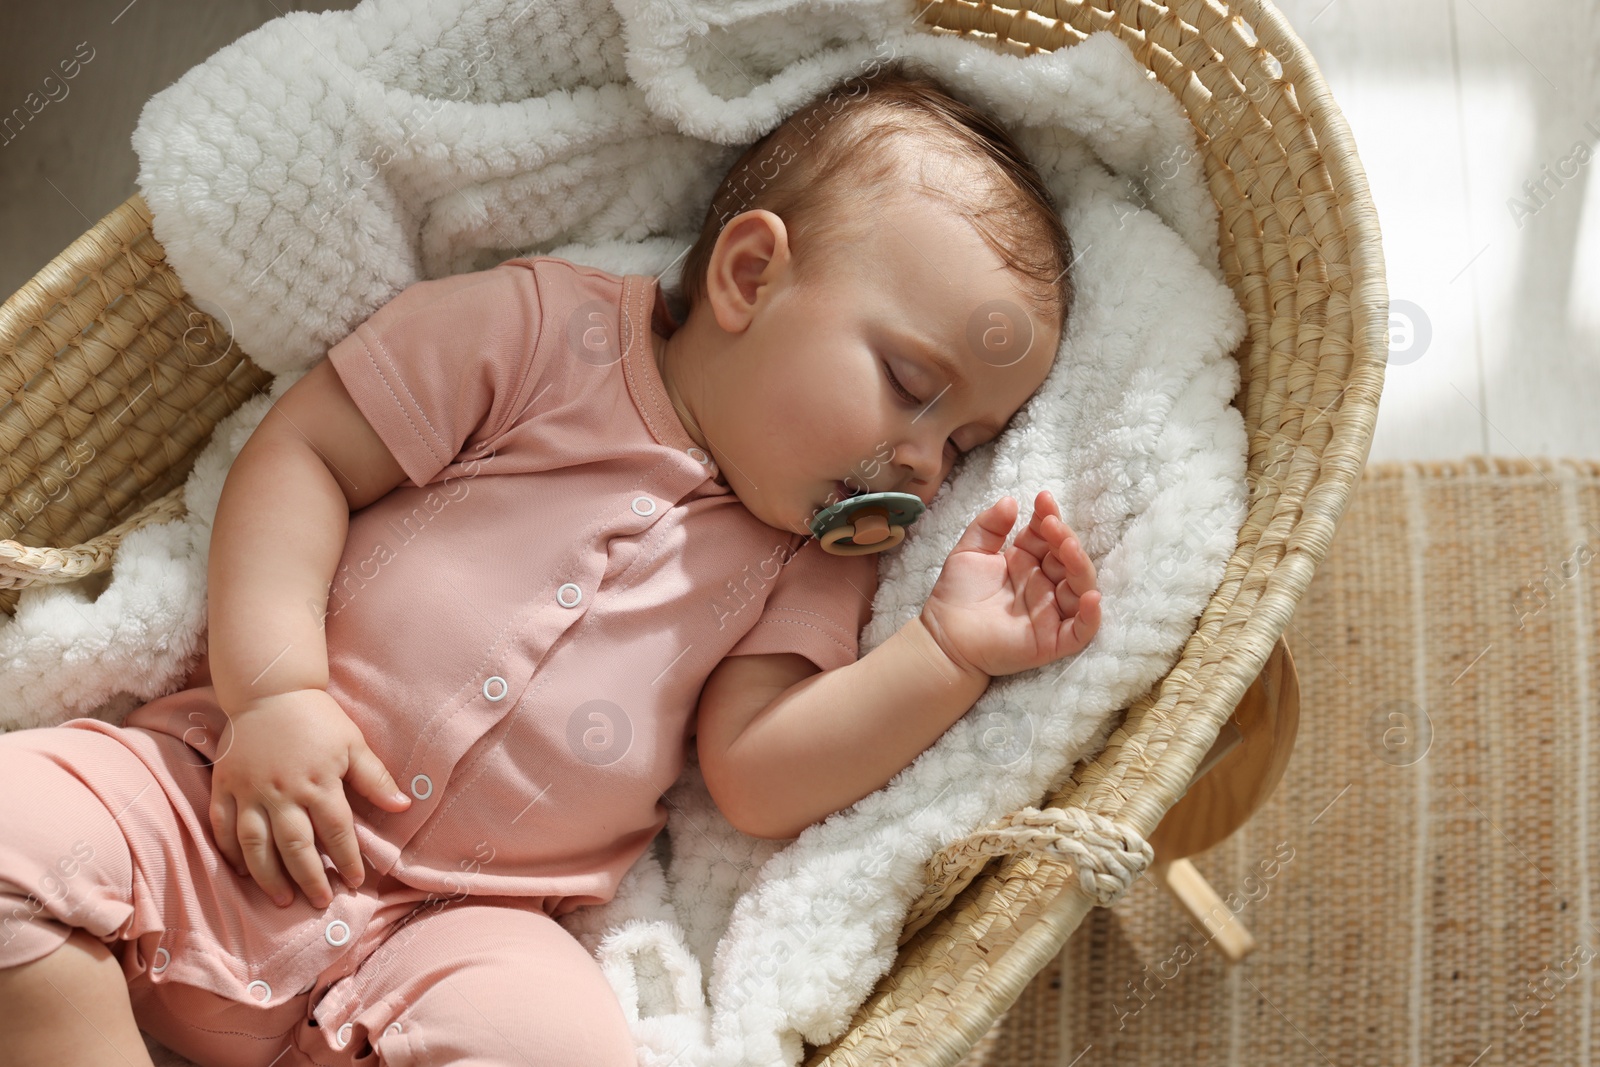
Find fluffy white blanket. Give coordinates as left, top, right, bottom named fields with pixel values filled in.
left=0, top=1, right=1248, bottom=1063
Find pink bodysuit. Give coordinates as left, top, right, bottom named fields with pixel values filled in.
left=0, top=256, right=878, bottom=1066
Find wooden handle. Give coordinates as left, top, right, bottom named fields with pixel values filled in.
left=1155, top=858, right=1257, bottom=962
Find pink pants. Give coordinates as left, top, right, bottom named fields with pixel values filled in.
left=0, top=720, right=638, bottom=1067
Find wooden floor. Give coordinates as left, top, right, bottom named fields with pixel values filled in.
left=1, top=0, right=1596, bottom=459
left=1272, top=0, right=1600, bottom=462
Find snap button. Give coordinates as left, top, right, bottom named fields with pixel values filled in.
left=385, top=1022, right=403, bottom=1037
left=556, top=583, right=582, bottom=607
left=483, top=676, right=508, bottom=702
left=152, top=947, right=169, bottom=974
left=411, top=774, right=433, bottom=800
left=325, top=920, right=351, bottom=947
left=247, top=979, right=272, bottom=1003
left=337, top=1022, right=353, bottom=1047
left=687, top=447, right=710, bottom=465
left=631, top=495, right=656, bottom=516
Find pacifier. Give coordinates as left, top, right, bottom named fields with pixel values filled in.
left=809, top=491, right=926, bottom=555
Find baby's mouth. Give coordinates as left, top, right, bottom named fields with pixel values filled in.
left=812, top=480, right=867, bottom=523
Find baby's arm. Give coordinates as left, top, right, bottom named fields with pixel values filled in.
left=206, top=358, right=415, bottom=905
left=208, top=358, right=405, bottom=709
left=697, top=621, right=990, bottom=840
left=698, top=489, right=1100, bottom=840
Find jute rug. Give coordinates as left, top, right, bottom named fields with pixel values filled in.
left=955, top=456, right=1600, bottom=1067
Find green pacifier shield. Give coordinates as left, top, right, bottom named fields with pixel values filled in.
left=809, top=491, right=926, bottom=556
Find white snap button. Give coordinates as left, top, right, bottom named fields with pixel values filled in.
left=557, top=582, right=582, bottom=607
left=337, top=1022, right=353, bottom=1047
left=631, top=496, right=656, bottom=516
left=325, top=920, right=351, bottom=947
left=411, top=774, right=433, bottom=800
left=152, top=947, right=169, bottom=973
left=247, top=979, right=272, bottom=1002
left=483, top=676, right=508, bottom=702
left=687, top=447, right=709, bottom=465
left=385, top=1022, right=403, bottom=1037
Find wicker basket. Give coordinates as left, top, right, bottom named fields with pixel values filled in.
left=0, top=0, right=1385, bottom=1063
left=0, top=195, right=273, bottom=614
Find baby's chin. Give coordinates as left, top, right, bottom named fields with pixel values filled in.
left=719, top=476, right=821, bottom=539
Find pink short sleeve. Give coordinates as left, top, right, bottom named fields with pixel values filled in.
left=724, top=539, right=881, bottom=673
left=326, top=261, right=544, bottom=487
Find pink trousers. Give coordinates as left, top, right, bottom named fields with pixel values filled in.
left=0, top=720, right=638, bottom=1067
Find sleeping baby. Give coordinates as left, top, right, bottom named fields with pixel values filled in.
left=0, top=58, right=1100, bottom=1067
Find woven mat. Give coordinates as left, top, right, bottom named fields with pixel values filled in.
left=955, top=456, right=1600, bottom=1066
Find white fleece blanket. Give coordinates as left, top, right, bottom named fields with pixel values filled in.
left=0, top=1, right=1249, bottom=1063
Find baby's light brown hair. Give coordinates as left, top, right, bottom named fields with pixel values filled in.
left=675, top=57, right=1075, bottom=336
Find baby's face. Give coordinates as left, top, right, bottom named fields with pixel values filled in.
left=667, top=192, right=1061, bottom=539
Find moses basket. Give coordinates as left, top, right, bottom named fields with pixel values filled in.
left=0, top=0, right=1385, bottom=1062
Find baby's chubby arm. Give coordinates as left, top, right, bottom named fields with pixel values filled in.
left=696, top=618, right=989, bottom=841
left=204, top=358, right=415, bottom=907
left=698, top=489, right=1101, bottom=840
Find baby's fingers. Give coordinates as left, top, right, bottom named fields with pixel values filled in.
left=1060, top=589, right=1104, bottom=655
left=345, top=739, right=412, bottom=814
left=1014, top=492, right=1068, bottom=582
left=209, top=790, right=248, bottom=879
left=1047, top=516, right=1097, bottom=598
left=307, top=790, right=366, bottom=894
left=267, top=802, right=335, bottom=909
left=235, top=804, right=296, bottom=908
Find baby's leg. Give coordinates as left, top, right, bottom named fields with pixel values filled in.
left=0, top=926, right=153, bottom=1067
left=0, top=728, right=153, bottom=1067
left=313, top=897, right=637, bottom=1066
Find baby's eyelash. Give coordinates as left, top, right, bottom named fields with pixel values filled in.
left=883, top=361, right=962, bottom=458
left=882, top=361, right=920, bottom=405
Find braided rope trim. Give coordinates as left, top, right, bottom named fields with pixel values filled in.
left=950, top=805, right=1154, bottom=909
left=1, top=488, right=188, bottom=588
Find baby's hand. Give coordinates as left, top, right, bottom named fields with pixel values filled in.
left=918, top=489, right=1102, bottom=679
left=210, top=689, right=413, bottom=908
